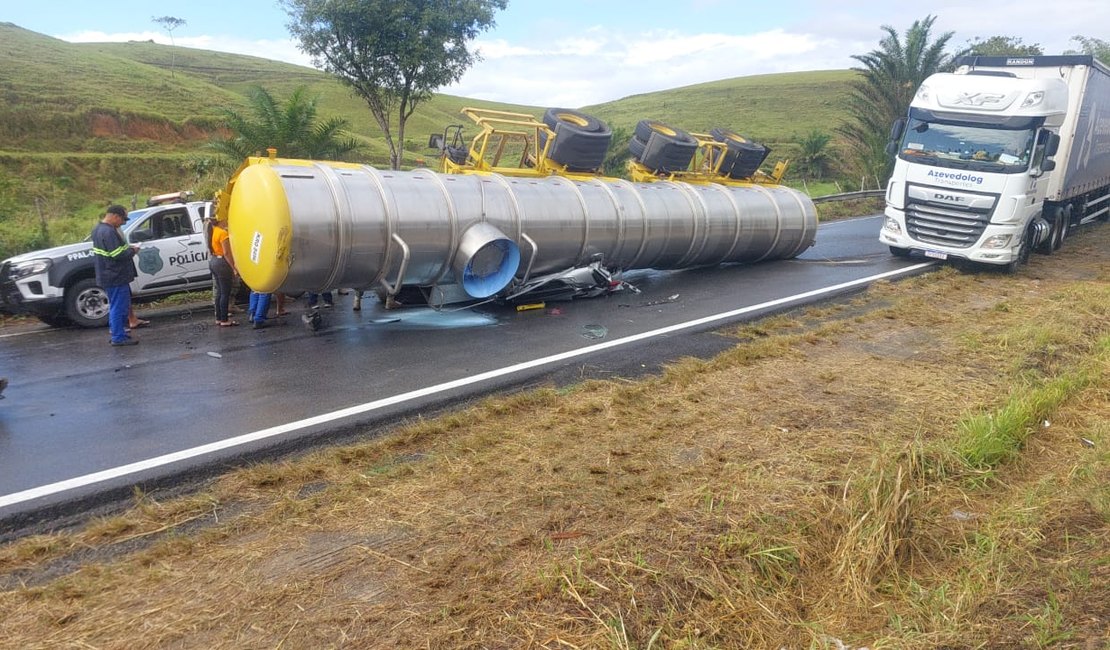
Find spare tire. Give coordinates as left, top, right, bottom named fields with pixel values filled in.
left=540, top=108, right=612, bottom=171
left=711, top=128, right=770, bottom=179
left=634, top=120, right=697, bottom=173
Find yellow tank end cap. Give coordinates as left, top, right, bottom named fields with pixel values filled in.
left=227, top=164, right=292, bottom=293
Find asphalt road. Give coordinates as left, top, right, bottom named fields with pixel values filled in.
left=0, top=215, right=933, bottom=528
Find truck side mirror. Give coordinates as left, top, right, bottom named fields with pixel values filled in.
left=889, top=118, right=907, bottom=142
left=1045, top=133, right=1060, bottom=157
left=885, top=141, right=899, bottom=158
left=428, top=133, right=444, bottom=150
left=1041, top=159, right=1057, bottom=173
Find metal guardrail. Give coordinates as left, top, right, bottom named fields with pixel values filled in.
left=811, top=189, right=885, bottom=204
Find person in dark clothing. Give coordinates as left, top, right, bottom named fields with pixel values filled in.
left=91, top=204, right=139, bottom=346
left=208, top=213, right=239, bottom=326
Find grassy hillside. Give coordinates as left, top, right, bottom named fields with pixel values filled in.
left=0, top=21, right=858, bottom=259
left=587, top=69, right=855, bottom=151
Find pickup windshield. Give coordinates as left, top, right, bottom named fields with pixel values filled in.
left=897, top=118, right=1036, bottom=174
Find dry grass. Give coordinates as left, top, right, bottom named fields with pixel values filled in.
left=1, top=227, right=1108, bottom=649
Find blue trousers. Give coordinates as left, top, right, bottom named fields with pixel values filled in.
left=105, top=284, right=132, bottom=343
left=248, top=291, right=271, bottom=323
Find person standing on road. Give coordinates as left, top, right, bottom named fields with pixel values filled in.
left=208, top=212, right=239, bottom=327
left=91, top=204, right=139, bottom=346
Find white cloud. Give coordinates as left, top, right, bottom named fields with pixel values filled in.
left=54, top=0, right=1110, bottom=109
left=447, top=28, right=848, bottom=106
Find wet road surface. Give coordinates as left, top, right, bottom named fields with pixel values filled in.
left=0, top=216, right=933, bottom=525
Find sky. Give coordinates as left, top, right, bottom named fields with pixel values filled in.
left=3, top=0, right=1106, bottom=107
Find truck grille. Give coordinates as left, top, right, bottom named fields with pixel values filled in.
left=904, top=185, right=997, bottom=249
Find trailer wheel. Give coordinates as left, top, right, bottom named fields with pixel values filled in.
left=711, top=128, right=771, bottom=179
left=628, top=135, right=646, bottom=159
left=65, top=278, right=110, bottom=328
left=540, top=108, right=612, bottom=171
left=634, top=120, right=697, bottom=173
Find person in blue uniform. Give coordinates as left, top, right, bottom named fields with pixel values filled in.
left=91, top=204, right=139, bottom=346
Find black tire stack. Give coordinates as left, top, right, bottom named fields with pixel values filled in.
left=539, top=108, right=612, bottom=172
left=627, top=120, right=698, bottom=173
left=710, top=128, right=771, bottom=180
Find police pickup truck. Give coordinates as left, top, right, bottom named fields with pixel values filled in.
left=0, top=192, right=214, bottom=328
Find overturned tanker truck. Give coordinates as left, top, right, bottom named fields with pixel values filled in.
left=216, top=108, right=817, bottom=307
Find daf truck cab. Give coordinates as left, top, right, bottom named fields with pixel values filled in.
left=880, top=55, right=1110, bottom=270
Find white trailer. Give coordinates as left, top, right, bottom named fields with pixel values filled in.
left=880, top=55, right=1110, bottom=270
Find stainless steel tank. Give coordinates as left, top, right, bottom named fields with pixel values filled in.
left=225, top=158, right=817, bottom=298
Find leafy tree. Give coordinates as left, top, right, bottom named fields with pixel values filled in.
left=794, top=130, right=833, bottom=180
left=283, top=0, right=507, bottom=170
left=1065, top=36, right=1110, bottom=64
left=152, top=16, right=186, bottom=78
left=963, top=35, right=1042, bottom=56
left=211, top=86, right=361, bottom=161
left=836, top=15, right=957, bottom=183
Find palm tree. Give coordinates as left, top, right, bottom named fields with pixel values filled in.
left=837, top=16, right=957, bottom=183
left=211, top=86, right=362, bottom=161
left=795, top=130, right=833, bottom=180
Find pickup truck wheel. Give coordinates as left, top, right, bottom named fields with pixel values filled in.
left=65, top=278, right=110, bottom=328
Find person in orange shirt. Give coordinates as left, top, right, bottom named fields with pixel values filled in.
left=209, top=214, right=239, bottom=326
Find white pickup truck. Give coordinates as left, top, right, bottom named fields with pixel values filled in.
left=0, top=192, right=214, bottom=327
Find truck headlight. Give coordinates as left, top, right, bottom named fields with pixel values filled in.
left=982, top=235, right=1012, bottom=249
left=882, top=218, right=902, bottom=235
left=8, top=258, right=52, bottom=279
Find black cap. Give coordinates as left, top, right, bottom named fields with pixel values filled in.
left=106, top=204, right=129, bottom=222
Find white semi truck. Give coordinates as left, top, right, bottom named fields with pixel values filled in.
left=880, top=55, right=1110, bottom=270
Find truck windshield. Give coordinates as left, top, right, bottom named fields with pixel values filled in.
left=897, top=118, right=1036, bottom=174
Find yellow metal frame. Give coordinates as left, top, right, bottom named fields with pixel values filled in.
left=439, top=107, right=603, bottom=181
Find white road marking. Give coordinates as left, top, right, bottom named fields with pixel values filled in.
left=0, top=262, right=933, bottom=510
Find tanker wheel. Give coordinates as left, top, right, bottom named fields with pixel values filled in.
left=635, top=120, right=697, bottom=172
left=541, top=108, right=611, bottom=170
left=711, top=127, right=769, bottom=179
left=628, top=135, right=646, bottom=159
left=543, top=108, right=604, bottom=134
left=65, top=277, right=110, bottom=328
